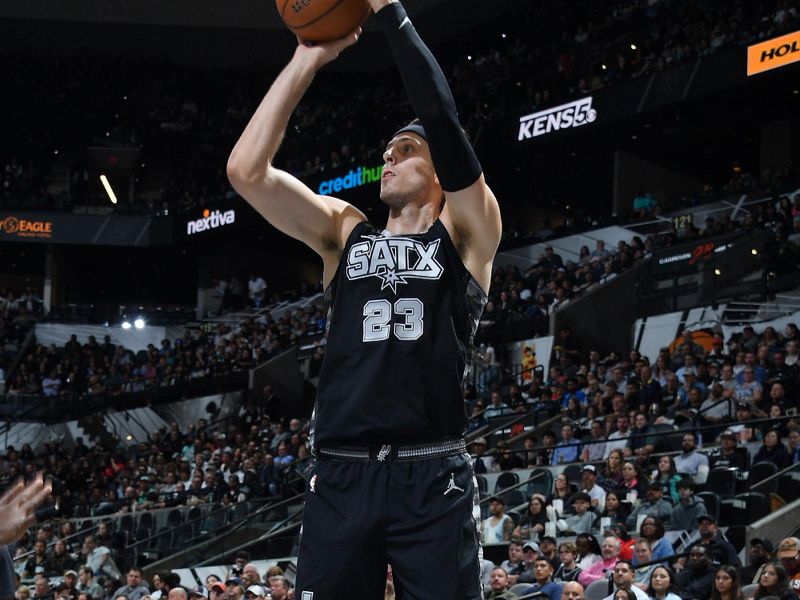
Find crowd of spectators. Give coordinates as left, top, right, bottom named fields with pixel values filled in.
left=2, top=0, right=798, bottom=215
left=2, top=302, right=325, bottom=398
left=468, top=317, right=800, bottom=597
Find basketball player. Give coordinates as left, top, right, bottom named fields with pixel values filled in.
left=227, top=0, right=501, bottom=597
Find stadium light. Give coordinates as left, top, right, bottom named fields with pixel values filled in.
left=714, top=269, right=721, bottom=276
left=630, top=44, right=637, bottom=50
left=99, top=174, right=118, bottom=204
left=751, top=248, right=759, bottom=255
left=121, top=321, right=132, bottom=330
left=134, top=318, right=145, bottom=329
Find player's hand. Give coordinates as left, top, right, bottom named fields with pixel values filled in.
left=295, top=26, right=362, bottom=68
left=0, top=473, right=52, bottom=545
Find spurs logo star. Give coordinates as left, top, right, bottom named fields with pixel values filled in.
left=377, top=269, right=408, bottom=293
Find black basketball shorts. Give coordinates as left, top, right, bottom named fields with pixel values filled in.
left=294, top=445, right=483, bottom=600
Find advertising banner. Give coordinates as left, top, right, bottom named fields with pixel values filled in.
left=748, top=30, right=800, bottom=76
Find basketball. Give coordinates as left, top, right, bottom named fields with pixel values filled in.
left=277, top=0, right=371, bottom=44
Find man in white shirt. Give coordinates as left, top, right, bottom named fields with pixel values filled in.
left=673, top=433, right=709, bottom=476
left=581, top=465, right=606, bottom=509
left=604, top=415, right=632, bottom=458
left=247, top=274, right=267, bottom=308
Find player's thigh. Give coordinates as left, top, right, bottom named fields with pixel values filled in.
left=385, top=455, right=482, bottom=600
left=295, top=460, right=387, bottom=599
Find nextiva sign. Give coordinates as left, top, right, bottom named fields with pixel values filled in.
left=317, top=164, right=383, bottom=195
left=517, top=96, right=597, bottom=141
left=186, top=208, right=235, bottom=236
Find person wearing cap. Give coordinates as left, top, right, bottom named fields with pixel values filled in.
left=242, top=585, right=264, bottom=600
left=62, top=571, right=79, bottom=598
left=625, top=482, right=672, bottom=531
left=709, top=431, right=747, bottom=470
left=733, top=366, right=763, bottom=411
left=521, top=557, right=564, bottom=600
left=697, top=515, right=739, bottom=566
left=208, top=582, right=226, bottom=600
left=776, top=537, right=800, bottom=594
left=468, top=437, right=492, bottom=473
left=515, top=541, right=540, bottom=585
left=228, top=1, right=501, bottom=593
left=482, top=496, right=513, bottom=544
left=540, top=536, right=562, bottom=572
left=667, top=479, right=707, bottom=531
left=112, top=568, right=151, bottom=600
left=738, top=538, right=773, bottom=584
left=581, top=465, right=606, bottom=508
left=189, top=587, right=209, bottom=600
left=224, top=579, right=243, bottom=600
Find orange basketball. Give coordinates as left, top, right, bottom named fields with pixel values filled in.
left=277, top=0, right=371, bottom=44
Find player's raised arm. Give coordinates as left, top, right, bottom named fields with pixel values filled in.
left=226, top=33, right=366, bottom=281
left=369, top=0, right=501, bottom=291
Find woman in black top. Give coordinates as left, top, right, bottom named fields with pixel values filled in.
left=512, top=494, right=548, bottom=540
left=754, top=562, right=796, bottom=600
left=752, top=429, right=790, bottom=470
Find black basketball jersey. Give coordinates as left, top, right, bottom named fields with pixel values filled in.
left=313, top=219, right=487, bottom=445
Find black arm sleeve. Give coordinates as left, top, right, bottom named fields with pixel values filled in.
left=375, top=2, right=482, bottom=192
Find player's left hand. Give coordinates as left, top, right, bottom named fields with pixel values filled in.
left=0, top=473, right=52, bottom=545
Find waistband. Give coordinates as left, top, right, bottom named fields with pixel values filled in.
left=315, top=438, right=467, bottom=463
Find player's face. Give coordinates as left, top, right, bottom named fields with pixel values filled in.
left=380, top=133, right=439, bottom=207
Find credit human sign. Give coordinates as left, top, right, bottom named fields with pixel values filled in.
left=747, top=30, right=800, bottom=76
left=517, top=96, right=597, bottom=141
left=186, top=208, right=235, bottom=235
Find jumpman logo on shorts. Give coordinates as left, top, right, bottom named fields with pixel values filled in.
left=444, top=473, right=465, bottom=495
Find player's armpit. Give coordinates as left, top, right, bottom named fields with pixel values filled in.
left=441, top=174, right=502, bottom=289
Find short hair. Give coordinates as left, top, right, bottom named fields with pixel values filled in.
left=614, top=560, right=634, bottom=572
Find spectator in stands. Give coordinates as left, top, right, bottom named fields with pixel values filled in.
left=626, top=483, right=672, bottom=531
left=752, top=428, right=790, bottom=469
left=49, top=539, right=77, bottom=576
left=563, top=581, right=585, bottom=600
left=241, top=564, right=261, bottom=588
left=605, top=416, right=632, bottom=459
left=697, top=515, right=739, bottom=566
left=595, top=491, right=629, bottom=529
left=710, top=430, right=747, bottom=469
left=600, top=449, right=625, bottom=492
left=549, top=473, right=575, bottom=507
left=485, top=389, right=512, bottom=420
left=486, top=566, right=517, bottom=599
left=32, top=576, right=52, bottom=600
left=112, top=569, right=150, bottom=600
left=776, top=537, right=800, bottom=595
left=516, top=540, right=540, bottom=585
left=581, top=465, right=606, bottom=508
left=673, top=434, right=709, bottom=476
left=482, top=496, right=513, bottom=543
left=604, top=560, right=648, bottom=600
left=522, top=558, right=564, bottom=600
left=788, top=428, right=800, bottom=464
left=552, top=424, right=580, bottom=465
left=631, top=540, right=656, bottom=591
left=620, top=462, right=647, bottom=499
left=676, top=545, right=715, bottom=600
left=539, top=536, right=561, bottom=572
left=754, top=562, right=796, bottom=600
left=647, top=566, right=681, bottom=600
left=513, top=495, right=547, bottom=540
left=635, top=517, right=671, bottom=566
left=582, top=419, right=607, bottom=462
left=500, top=540, right=525, bottom=577
left=189, top=588, right=209, bottom=600
left=554, top=542, right=583, bottom=583
left=668, top=480, right=706, bottom=531
left=77, top=567, right=103, bottom=599
left=575, top=534, right=602, bottom=571
left=23, top=540, right=50, bottom=579
left=739, top=538, right=773, bottom=585
left=579, top=536, right=622, bottom=586
left=711, top=565, right=745, bottom=600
